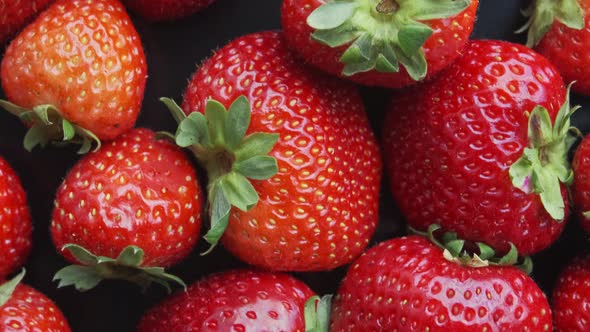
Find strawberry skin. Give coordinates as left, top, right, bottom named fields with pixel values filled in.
left=181, top=31, right=382, bottom=271
left=573, top=134, right=590, bottom=233
left=330, top=236, right=552, bottom=331
left=123, top=0, right=216, bottom=21
left=0, top=156, right=31, bottom=280
left=137, top=270, right=315, bottom=332
left=552, top=255, right=590, bottom=331
left=1, top=0, right=147, bottom=141
left=0, top=0, right=54, bottom=44
left=384, top=40, right=570, bottom=256
left=51, top=128, right=202, bottom=267
left=281, top=0, right=478, bottom=88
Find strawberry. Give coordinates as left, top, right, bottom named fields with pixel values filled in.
left=573, top=134, right=590, bottom=233
left=122, top=0, right=216, bottom=21
left=518, top=0, right=590, bottom=95
left=552, top=255, right=590, bottom=331
left=0, top=270, right=71, bottom=331
left=0, top=0, right=54, bottom=44
left=162, top=31, right=382, bottom=271
left=330, top=230, right=551, bottom=331
left=281, top=0, right=478, bottom=88
left=50, top=128, right=202, bottom=291
left=0, top=0, right=147, bottom=153
left=0, top=155, right=32, bottom=280
left=137, top=270, right=317, bottom=332
left=383, top=40, right=578, bottom=256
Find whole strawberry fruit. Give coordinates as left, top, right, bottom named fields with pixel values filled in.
left=165, top=31, right=382, bottom=271
left=1, top=0, right=147, bottom=153
left=0, top=271, right=71, bottom=331
left=0, top=155, right=32, bottom=280
left=138, top=270, right=316, bottom=332
left=51, top=128, right=202, bottom=291
left=552, top=255, right=590, bottom=331
left=281, top=0, right=478, bottom=88
left=123, top=0, right=216, bottom=21
left=0, top=0, right=54, bottom=44
left=330, top=235, right=552, bottom=331
left=384, top=40, right=577, bottom=256
left=519, top=0, right=590, bottom=95
left=573, top=134, right=590, bottom=233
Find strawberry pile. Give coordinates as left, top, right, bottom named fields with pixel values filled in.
left=1, top=0, right=590, bottom=331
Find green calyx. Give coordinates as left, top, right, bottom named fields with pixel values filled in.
left=517, top=0, right=584, bottom=47
left=161, top=96, right=279, bottom=254
left=0, top=100, right=101, bottom=154
left=413, top=225, right=533, bottom=274
left=0, top=269, right=25, bottom=308
left=509, top=84, right=581, bottom=221
left=304, top=295, right=333, bottom=332
left=53, top=244, right=186, bottom=293
left=306, top=0, right=471, bottom=80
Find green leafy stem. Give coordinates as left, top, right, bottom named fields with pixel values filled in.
left=517, top=0, right=584, bottom=47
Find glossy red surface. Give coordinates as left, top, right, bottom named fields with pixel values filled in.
left=552, top=255, right=590, bottom=332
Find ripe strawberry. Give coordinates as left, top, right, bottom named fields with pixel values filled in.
left=0, top=271, right=71, bottom=331
left=518, top=0, right=590, bottom=95
left=0, top=0, right=147, bottom=153
left=122, top=0, right=216, bottom=21
left=330, top=235, right=551, bottom=331
left=163, top=31, right=382, bottom=271
left=573, top=134, right=590, bottom=233
left=0, top=0, right=54, bottom=44
left=137, top=270, right=316, bottom=332
left=51, top=128, right=202, bottom=291
left=384, top=40, right=577, bottom=256
left=281, top=0, right=478, bottom=88
left=552, top=255, right=590, bottom=331
left=0, top=155, right=32, bottom=280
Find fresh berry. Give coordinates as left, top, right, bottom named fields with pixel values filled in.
left=50, top=128, right=202, bottom=291
left=281, top=0, right=478, bottom=88
left=552, top=254, right=590, bottom=331
left=0, top=271, right=71, bottom=331
left=137, top=270, right=316, bottom=332
left=572, top=134, right=590, bottom=233
left=0, top=155, right=31, bottom=280
left=0, top=0, right=54, bottom=44
left=0, top=0, right=147, bottom=153
left=123, top=0, right=216, bottom=21
left=165, top=31, right=382, bottom=271
left=519, top=0, right=590, bottom=95
left=384, top=40, right=577, bottom=256
left=330, top=235, right=552, bottom=331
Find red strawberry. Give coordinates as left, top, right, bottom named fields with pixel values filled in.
left=281, top=0, right=478, bottom=88
left=519, top=0, right=590, bottom=95
left=0, top=0, right=54, bottom=44
left=162, top=31, right=382, bottom=271
left=50, top=128, right=202, bottom=291
left=0, top=0, right=147, bottom=153
left=552, top=255, right=590, bottom=331
left=330, top=234, right=551, bottom=331
left=573, top=134, right=590, bottom=233
left=0, top=271, right=71, bottom=331
left=0, top=155, right=32, bottom=280
left=137, top=270, right=316, bottom=332
left=122, top=0, right=216, bottom=21
left=383, top=40, right=577, bottom=256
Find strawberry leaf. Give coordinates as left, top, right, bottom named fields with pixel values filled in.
left=220, top=172, right=259, bottom=212
left=234, top=133, right=279, bottom=161
left=398, top=22, right=432, bottom=56
left=307, top=2, right=357, bottom=30
left=518, top=0, right=584, bottom=47
left=224, top=96, right=251, bottom=149
left=0, top=269, right=25, bottom=308
left=203, top=183, right=231, bottom=254
left=233, top=156, right=278, bottom=180
left=205, top=99, right=228, bottom=146
left=304, top=295, right=332, bottom=332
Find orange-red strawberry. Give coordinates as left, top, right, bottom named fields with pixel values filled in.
left=552, top=255, right=590, bottom=331
left=163, top=31, right=382, bottom=271
left=51, top=128, right=202, bottom=291
left=123, top=0, right=216, bottom=21
left=0, top=155, right=31, bottom=280
left=0, top=0, right=147, bottom=153
left=572, top=134, right=590, bottom=233
left=281, top=0, right=478, bottom=88
left=0, top=271, right=71, bottom=331
left=0, top=0, right=54, bottom=44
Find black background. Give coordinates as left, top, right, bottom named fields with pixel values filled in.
left=1, top=0, right=590, bottom=331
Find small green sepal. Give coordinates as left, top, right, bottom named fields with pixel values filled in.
left=517, top=0, right=585, bottom=47
left=584, top=211, right=590, bottom=219
left=305, top=295, right=333, bottom=332
left=53, top=244, right=186, bottom=293
left=0, top=100, right=101, bottom=154
left=0, top=269, right=25, bottom=308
